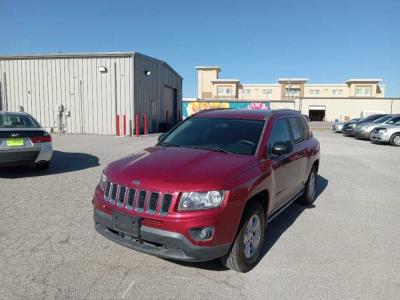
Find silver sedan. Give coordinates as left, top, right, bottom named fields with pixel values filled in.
left=0, top=112, right=53, bottom=168
left=370, top=124, right=400, bottom=146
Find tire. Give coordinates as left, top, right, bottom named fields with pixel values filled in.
left=35, top=161, right=51, bottom=170
left=221, top=201, right=265, bottom=273
left=390, top=133, right=400, bottom=147
left=298, top=166, right=317, bottom=205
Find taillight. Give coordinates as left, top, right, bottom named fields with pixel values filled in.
left=31, top=135, right=52, bottom=143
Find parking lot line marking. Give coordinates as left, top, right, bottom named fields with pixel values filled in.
left=121, top=279, right=136, bottom=299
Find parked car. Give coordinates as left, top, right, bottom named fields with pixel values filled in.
left=342, top=114, right=387, bottom=136
left=93, top=109, right=320, bottom=272
left=331, top=118, right=360, bottom=133
left=0, top=112, right=52, bottom=168
left=370, top=123, right=400, bottom=146
left=353, top=114, right=400, bottom=139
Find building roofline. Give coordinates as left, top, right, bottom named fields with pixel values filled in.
left=241, top=83, right=280, bottom=86
left=278, top=78, right=309, bottom=83
left=0, top=51, right=135, bottom=60
left=195, top=66, right=221, bottom=71
left=305, top=84, right=348, bottom=87
left=133, top=52, right=183, bottom=80
left=211, top=79, right=240, bottom=83
left=0, top=51, right=183, bottom=80
left=345, top=79, right=383, bottom=83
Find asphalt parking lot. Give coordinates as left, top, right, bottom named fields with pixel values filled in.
left=1, top=129, right=399, bottom=300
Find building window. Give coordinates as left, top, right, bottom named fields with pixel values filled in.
left=332, top=89, right=343, bottom=96
left=217, top=86, right=232, bottom=96
left=355, top=87, right=372, bottom=96
left=262, top=89, right=272, bottom=95
left=309, top=89, right=320, bottom=96
left=285, top=88, right=301, bottom=97
left=241, top=89, right=251, bottom=95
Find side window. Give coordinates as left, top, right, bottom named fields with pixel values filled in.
left=268, top=118, right=291, bottom=154
left=288, top=117, right=303, bottom=143
left=387, top=116, right=400, bottom=125
left=298, top=116, right=310, bottom=139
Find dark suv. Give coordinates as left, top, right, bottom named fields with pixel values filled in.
left=93, top=109, right=320, bottom=272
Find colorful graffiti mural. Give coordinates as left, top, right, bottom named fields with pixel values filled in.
left=182, top=101, right=270, bottom=118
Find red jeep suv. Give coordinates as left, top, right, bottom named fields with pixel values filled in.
left=93, top=109, right=320, bottom=272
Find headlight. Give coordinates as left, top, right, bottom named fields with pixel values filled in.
left=351, top=124, right=356, bottom=128
left=378, top=129, right=387, bottom=133
left=178, top=191, right=226, bottom=211
left=99, top=173, right=107, bottom=191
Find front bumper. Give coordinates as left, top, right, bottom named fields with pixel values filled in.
left=370, top=132, right=390, bottom=143
left=356, top=130, right=371, bottom=139
left=94, top=208, right=231, bottom=262
left=342, top=128, right=355, bottom=136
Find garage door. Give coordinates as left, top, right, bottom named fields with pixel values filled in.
left=163, top=86, right=177, bottom=127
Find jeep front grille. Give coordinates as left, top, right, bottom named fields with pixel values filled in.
left=103, top=181, right=174, bottom=216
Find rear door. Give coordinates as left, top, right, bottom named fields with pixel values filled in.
left=288, top=117, right=309, bottom=188
left=268, top=117, right=299, bottom=208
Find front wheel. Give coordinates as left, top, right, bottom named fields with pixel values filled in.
left=298, top=166, right=317, bottom=205
left=390, top=133, right=400, bottom=146
left=221, top=201, right=265, bottom=273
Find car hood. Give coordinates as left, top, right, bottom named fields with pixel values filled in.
left=374, top=124, right=400, bottom=130
left=104, top=146, right=259, bottom=191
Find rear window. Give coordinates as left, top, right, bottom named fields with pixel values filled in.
left=0, top=114, right=40, bottom=128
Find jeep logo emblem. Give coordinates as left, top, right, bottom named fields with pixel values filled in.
left=132, top=179, right=140, bottom=186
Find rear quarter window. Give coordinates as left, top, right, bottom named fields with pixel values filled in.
left=288, top=117, right=307, bottom=143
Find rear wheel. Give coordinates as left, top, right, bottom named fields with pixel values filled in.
left=298, top=166, right=317, bottom=205
left=221, top=201, right=265, bottom=273
left=390, top=133, right=400, bottom=146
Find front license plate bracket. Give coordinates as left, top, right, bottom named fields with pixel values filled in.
left=112, top=212, right=141, bottom=238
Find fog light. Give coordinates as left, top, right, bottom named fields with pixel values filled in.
left=189, top=227, right=214, bottom=241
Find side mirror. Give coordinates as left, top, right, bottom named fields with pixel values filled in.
left=158, top=133, right=167, bottom=142
left=271, top=141, right=293, bottom=156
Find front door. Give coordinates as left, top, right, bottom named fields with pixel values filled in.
left=268, top=118, right=299, bottom=208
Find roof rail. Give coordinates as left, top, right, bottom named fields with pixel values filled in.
left=194, top=108, right=233, bottom=115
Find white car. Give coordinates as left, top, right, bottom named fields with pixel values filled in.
left=0, top=112, right=53, bottom=168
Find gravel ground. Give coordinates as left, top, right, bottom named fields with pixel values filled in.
left=0, top=131, right=399, bottom=300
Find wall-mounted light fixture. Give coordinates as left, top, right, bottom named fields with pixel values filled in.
left=144, top=70, right=151, bottom=76
left=98, top=66, right=108, bottom=73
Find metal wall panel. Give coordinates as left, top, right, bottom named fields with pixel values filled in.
left=0, top=52, right=182, bottom=135
left=0, top=54, right=134, bottom=135
left=133, top=53, right=183, bottom=133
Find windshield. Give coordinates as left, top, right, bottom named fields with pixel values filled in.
left=159, top=117, right=265, bottom=156
left=372, top=115, right=393, bottom=123
left=0, top=114, right=40, bottom=129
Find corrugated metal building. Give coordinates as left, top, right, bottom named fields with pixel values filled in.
left=0, top=52, right=182, bottom=135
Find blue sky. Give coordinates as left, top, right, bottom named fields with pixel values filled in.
left=1, top=0, right=399, bottom=97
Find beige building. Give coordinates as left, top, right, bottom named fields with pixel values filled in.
left=193, top=66, right=399, bottom=121
left=196, top=66, right=385, bottom=100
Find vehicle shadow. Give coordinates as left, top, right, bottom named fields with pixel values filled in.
left=0, top=150, right=100, bottom=178
left=167, top=175, right=329, bottom=272
left=258, top=175, right=328, bottom=261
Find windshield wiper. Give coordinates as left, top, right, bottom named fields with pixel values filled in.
left=189, top=145, right=232, bottom=154
left=158, top=142, right=181, bottom=148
